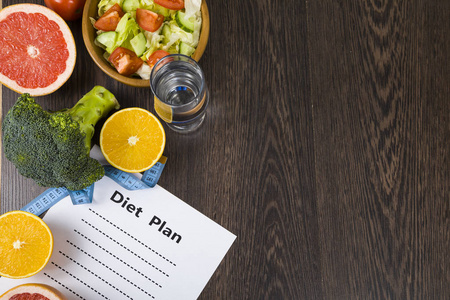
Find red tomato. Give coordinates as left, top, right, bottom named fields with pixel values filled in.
left=108, top=47, right=144, bottom=76
left=94, top=4, right=125, bottom=31
left=44, top=0, right=86, bottom=21
left=136, top=8, right=164, bottom=32
left=147, top=50, right=171, bottom=67
left=154, top=0, right=184, bottom=10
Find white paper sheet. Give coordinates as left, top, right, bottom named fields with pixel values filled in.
left=0, top=161, right=236, bottom=299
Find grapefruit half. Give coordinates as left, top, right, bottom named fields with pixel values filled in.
left=0, top=283, right=66, bottom=300
left=0, top=4, right=76, bottom=96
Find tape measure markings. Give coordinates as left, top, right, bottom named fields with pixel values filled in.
left=22, top=187, right=69, bottom=216
left=142, top=157, right=166, bottom=188
left=68, top=184, right=95, bottom=205
left=21, top=157, right=167, bottom=216
left=104, top=166, right=150, bottom=190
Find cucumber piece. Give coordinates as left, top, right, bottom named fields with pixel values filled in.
left=122, top=0, right=140, bottom=13
left=161, top=24, right=172, bottom=44
left=179, top=42, right=195, bottom=56
left=96, top=31, right=118, bottom=53
left=130, top=32, right=147, bottom=57
left=175, top=11, right=194, bottom=33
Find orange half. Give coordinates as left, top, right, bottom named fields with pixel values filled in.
left=100, top=107, right=166, bottom=173
left=0, top=211, right=54, bottom=279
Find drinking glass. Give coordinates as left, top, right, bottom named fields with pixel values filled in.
left=150, top=54, right=209, bottom=133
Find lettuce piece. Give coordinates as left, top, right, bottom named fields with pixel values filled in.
left=89, top=16, right=97, bottom=26
left=191, top=14, right=201, bottom=45
left=140, top=0, right=155, bottom=9
left=98, top=0, right=122, bottom=16
left=185, top=0, right=201, bottom=18
left=167, top=19, right=199, bottom=47
left=135, top=62, right=152, bottom=80
left=142, top=30, right=163, bottom=60
left=161, top=32, right=180, bottom=51
left=113, top=13, right=141, bottom=51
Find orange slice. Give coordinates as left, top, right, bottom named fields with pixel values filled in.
left=0, top=211, right=54, bottom=279
left=100, top=107, right=166, bottom=173
left=0, top=283, right=66, bottom=300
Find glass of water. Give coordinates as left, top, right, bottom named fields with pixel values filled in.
left=150, top=54, right=209, bottom=133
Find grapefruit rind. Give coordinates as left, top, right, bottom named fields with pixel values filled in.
left=0, top=4, right=76, bottom=96
left=0, top=283, right=66, bottom=300
left=0, top=210, right=54, bottom=279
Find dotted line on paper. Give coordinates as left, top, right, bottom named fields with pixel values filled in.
left=59, top=251, right=134, bottom=299
left=81, top=219, right=170, bottom=277
left=66, top=240, right=162, bottom=290
left=88, top=208, right=177, bottom=266
left=44, top=273, right=86, bottom=300
left=73, top=229, right=170, bottom=279
left=51, top=262, right=108, bottom=299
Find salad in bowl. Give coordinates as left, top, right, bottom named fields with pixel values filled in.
left=88, top=0, right=204, bottom=80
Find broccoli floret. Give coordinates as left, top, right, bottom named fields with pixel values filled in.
left=2, top=86, right=120, bottom=191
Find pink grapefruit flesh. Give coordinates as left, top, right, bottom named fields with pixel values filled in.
left=0, top=283, right=66, bottom=300
left=0, top=4, right=76, bottom=96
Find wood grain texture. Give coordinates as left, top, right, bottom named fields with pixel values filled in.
left=1, top=0, right=448, bottom=299
left=308, top=0, right=449, bottom=298
left=194, top=1, right=322, bottom=299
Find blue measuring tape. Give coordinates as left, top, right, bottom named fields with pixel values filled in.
left=21, top=156, right=167, bottom=216
left=68, top=184, right=95, bottom=205
left=141, top=156, right=166, bottom=187
left=22, top=187, right=69, bottom=216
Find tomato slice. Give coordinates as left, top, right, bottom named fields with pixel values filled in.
left=136, top=8, right=164, bottom=32
left=108, top=47, right=144, bottom=76
left=154, top=0, right=184, bottom=10
left=94, top=4, right=124, bottom=31
left=147, top=50, right=170, bottom=67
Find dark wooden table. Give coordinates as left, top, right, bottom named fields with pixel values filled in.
left=1, top=0, right=449, bottom=298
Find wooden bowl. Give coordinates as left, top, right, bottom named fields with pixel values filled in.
left=82, top=0, right=210, bottom=87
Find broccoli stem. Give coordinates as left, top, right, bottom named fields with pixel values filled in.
left=65, top=86, right=120, bottom=152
